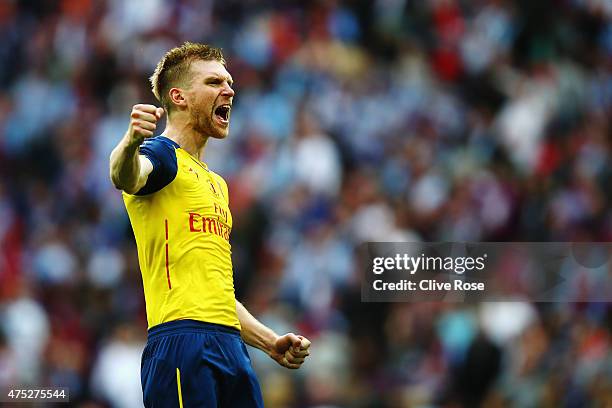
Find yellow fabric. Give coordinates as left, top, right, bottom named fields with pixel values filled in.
left=123, top=147, right=240, bottom=330
left=176, top=368, right=183, bottom=408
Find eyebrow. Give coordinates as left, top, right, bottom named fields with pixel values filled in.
left=205, top=75, right=234, bottom=85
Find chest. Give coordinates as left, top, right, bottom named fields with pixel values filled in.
left=173, top=156, right=232, bottom=229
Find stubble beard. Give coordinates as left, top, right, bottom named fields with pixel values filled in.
left=191, top=104, right=228, bottom=140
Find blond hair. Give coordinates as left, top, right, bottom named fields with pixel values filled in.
left=149, top=42, right=226, bottom=113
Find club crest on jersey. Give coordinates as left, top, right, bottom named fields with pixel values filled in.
left=208, top=180, right=220, bottom=197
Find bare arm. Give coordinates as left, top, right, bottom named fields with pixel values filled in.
left=236, top=300, right=311, bottom=369
left=109, top=104, right=164, bottom=193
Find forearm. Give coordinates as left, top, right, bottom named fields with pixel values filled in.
left=236, top=300, right=277, bottom=356
left=109, top=133, right=142, bottom=193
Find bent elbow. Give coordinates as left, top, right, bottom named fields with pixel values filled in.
left=109, top=172, right=136, bottom=194
left=109, top=170, right=124, bottom=191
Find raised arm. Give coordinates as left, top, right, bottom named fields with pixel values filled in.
left=109, top=104, right=164, bottom=194
left=236, top=300, right=311, bottom=369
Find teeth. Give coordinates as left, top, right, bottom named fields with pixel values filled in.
left=216, top=105, right=231, bottom=121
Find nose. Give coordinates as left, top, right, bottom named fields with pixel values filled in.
left=222, top=82, right=235, bottom=97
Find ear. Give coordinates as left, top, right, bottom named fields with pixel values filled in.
left=168, top=87, right=187, bottom=108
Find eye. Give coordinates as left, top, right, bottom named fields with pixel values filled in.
left=206, top=78, right=233, bottom=87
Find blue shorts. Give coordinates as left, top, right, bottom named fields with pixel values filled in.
left=141, top=319, right=264, bottom=408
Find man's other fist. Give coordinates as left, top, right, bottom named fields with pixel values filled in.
left=271, top=333, right=311, bottom=369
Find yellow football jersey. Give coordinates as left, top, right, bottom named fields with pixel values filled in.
left=122, top=136, right=240, bottom=330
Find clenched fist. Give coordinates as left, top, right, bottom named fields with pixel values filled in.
left=127, top=104, right=165, bottom=145
left=270, top=333, right=311, bottom=369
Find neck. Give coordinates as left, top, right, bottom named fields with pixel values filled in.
left=162, top=118, right=208, bottom=160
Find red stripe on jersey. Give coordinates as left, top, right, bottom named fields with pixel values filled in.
left=165, top=219, right=171, bottom=289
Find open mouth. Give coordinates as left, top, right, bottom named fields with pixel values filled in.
left=214, top=104, right=231, bottom=124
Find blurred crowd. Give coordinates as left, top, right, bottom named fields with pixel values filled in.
left=0, top=0, right=611, bottom=406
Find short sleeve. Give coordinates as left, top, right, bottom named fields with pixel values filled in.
left=135, top=136, right=179, bottom=195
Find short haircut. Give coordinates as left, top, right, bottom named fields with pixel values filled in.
left=149, top=42, right=226, bottom=113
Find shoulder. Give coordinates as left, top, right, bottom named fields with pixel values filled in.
left=209, top=170, right=228, bottom=186
left=139, top=136, right=180, bottom=159
left=135, top=136, right=181, bottom=196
